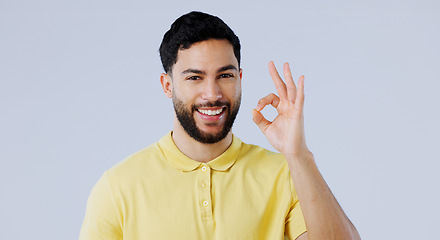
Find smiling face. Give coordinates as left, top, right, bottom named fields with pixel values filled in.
left=161, top=39, right=242, bottom=144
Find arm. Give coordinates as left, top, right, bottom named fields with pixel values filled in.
left=79, top=173, right=123, bottom=240
left=252, top=62, right=360, bottom=240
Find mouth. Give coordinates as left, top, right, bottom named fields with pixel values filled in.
left=194, top=106, right=227, bottom=124
left=196, top=107, right=225, bottom=116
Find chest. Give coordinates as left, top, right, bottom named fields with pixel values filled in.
left=120, top=168, right=289, bottom=239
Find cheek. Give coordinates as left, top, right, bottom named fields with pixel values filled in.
left=173, top=91, right=199, bottom=110
left=224, top=82, right=241, bottom=97
left=173, top=85, right=192, bottom=100
left=232, top=86, right=242, bottom=99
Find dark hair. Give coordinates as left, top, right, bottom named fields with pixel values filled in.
left=159, top=11, right=241, bottom=74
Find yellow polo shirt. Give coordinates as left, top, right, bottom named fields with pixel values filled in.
left=80, top=132, right=306, bottom=239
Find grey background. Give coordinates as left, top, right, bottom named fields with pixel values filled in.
left=1, top=0, right=439, bottom=239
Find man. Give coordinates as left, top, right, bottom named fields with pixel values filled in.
left=80, top=11, right=360, bottom=239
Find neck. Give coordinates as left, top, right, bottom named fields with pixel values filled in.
left=172, top=120, right=232, bottom=163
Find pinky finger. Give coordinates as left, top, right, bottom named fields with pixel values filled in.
left=295, top=75, right=305, bottom=112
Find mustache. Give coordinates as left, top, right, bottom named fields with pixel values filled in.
left=193, top=100, right=230, bottom=110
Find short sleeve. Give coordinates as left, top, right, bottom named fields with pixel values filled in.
left=284, top=172, right=307, bottom=240
left=79, top=172, right=123, bottom=240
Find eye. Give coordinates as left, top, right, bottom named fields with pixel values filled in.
left=219, top=73, right=234, bottom=79
left=186, top=76, right=201, bottom=81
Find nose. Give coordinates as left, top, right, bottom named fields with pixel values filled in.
left=201, top=79, right=222, bottom=101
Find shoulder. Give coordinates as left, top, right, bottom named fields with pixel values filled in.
left=104, top=142, right=165, bottom=183
left=236, top=140, right=289, bottom=175
left=238, top=141, right=287, bottom=165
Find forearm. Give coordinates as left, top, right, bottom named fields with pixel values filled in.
left=286, top=152, right=360, bottom=240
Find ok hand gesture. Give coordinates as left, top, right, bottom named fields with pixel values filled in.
left=252, top=61, right=310, bottom=159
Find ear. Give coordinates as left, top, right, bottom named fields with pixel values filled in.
left=236, top=68, right=243, bottom=95
left=160, top=73, right=173, bottom=98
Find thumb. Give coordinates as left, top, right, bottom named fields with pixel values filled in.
left=252, top=109, right=271, bottom=133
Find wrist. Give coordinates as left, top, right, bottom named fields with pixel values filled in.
left=284, top=150, right=314, bottom=163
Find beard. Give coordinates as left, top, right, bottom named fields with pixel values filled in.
left=172, top=94, right=241, bottom=144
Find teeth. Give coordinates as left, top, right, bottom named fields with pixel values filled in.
left=198, top=108, right=223, bottom=116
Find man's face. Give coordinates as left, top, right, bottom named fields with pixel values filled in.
left=165, top=39, right=242, bottom=144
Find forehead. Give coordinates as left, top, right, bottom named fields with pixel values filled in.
left=172, top=39, right=238, bottom=73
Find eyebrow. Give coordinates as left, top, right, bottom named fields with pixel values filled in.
left=181, top=65, right=238, bottom=75
left=181, top=68, right=205, bottom=75
left=217, top=65, right=238, bottom=73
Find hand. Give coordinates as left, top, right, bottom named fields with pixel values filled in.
left=252, top=61, right=310, bottom=158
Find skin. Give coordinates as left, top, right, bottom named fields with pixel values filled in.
left=252, top=62, right=361, bottom=240
left=160, top=39, right=242, bottom=162
left=161, top=39, right=360, bottom=239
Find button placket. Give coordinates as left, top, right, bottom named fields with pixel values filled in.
left=199, top=164, right=212, bottom=221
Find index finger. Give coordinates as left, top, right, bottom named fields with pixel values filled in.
left=268, top=61, right=288, bottom=100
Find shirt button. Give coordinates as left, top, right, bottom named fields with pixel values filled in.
left=202, top=182, right=206, bottom=188
left=203, top=201, right=209, bottom=206
left=201, top=166, right=207, bottom=171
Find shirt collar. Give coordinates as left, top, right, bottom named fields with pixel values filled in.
left=158, top=131, right=242, bottom=172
